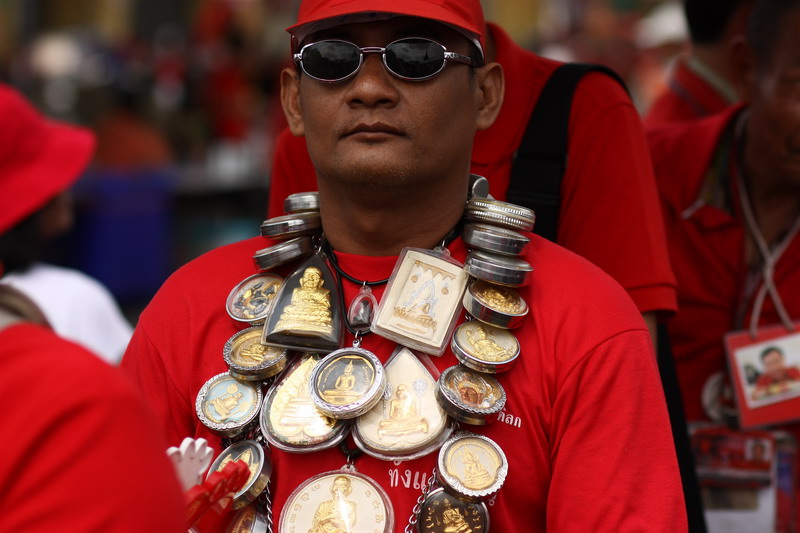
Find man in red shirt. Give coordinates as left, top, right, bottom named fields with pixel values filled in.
left=268, top=17, right=677, bottom=339
left=752, top=347, right=800, bottom=401
left=644, top=0, right=753, bottom=128
left=122, top=0, right=687, bottom=530
left=649, top=0, right=800, bottom=425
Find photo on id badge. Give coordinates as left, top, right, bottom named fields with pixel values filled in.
left=731, top=332, right=800, bottom=409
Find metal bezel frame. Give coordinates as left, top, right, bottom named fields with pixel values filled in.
left=309, top=347, right=387, bottom=419
left=437, top=431, right=508, bottom=502
left=195, top=372, right=263, bottom=437
left=223, top=326, right=290, bottom=381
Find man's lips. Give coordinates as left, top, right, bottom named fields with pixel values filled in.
left=343, top=122, right=403, bottom=138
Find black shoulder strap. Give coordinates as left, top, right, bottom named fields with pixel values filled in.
left=506, top=63, right=627, bottom=241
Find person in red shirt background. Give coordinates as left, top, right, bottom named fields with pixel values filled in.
left=0, top=85, right=184, bottom=532
left=644, top=0, right=754, bottom=128
left=751, top=346, right=800, bottom=400
left=649, top=0, right=800, bottom=425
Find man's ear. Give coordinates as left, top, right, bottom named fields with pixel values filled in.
left=474, top=62, right=504, bottom=131
left=729, top=36, right=757, bottom=103
left=280, top=67, right=305, bottom=136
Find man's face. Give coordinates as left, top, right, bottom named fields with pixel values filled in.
left=763, top=349, right=786, bottom=378
left=745, top=8, right=800, bottom=186
left=282, top=17, right=492, bottom=194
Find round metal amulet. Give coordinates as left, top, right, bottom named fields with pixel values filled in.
left=309, top=347, right=386, bottom=419
left=437, top=431, right=508, bottom=502
left=416, top=487, right=490, bottom=533
left=196, top=372, right=262, bottom=437
left=436, top=365, right=506, bottom=425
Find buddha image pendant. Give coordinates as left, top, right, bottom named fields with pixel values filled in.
left=353, top=346, right=452, bottom=461
left=279, top=465, right=394, bottom=533
left=260, top=352, right=349, bottom=453
left=308, top=344, right=387, bottom=419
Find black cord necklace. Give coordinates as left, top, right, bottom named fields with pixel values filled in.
left=323, top=219, right=465, bottom=336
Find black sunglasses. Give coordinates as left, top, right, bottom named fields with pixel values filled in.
left=293, top=38, right=476, bottom=83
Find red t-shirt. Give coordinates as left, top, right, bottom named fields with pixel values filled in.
left=121, top=234, right=687, bottom=531
left=267, top=23, right=677, bottom=316
left=644, top=57, right=734, bottom=129
left=0, top=323, right=185, bottom=533
left=648, top=106, right=800, bottom=421
left=755, top=368, right=800, bottom=389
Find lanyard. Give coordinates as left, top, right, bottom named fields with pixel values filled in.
left=733, top=116, right=800, bottom=338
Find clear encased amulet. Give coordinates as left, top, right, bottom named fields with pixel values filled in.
left=416, top=487, right=490, bottom=533
left=436, top=365, right=506, bottom=425
left=226, top=273, right=283, bottom=325
left=260, top=353, right=349, bottom=453
left=437, top=431, right=508, bottom=502
left=253, top=236, right=312, bottom=271
left=451, top=321, right=520, bottom=374
left=223, top=327, right=289, bottom=381
left=464, top=250, right=533, bottom=287
left=196, top=372, right=262, bottom=437
left=207, top=440, right=271, bottom=510
left=309, top=347, right=387, bottom=419
left=353, top=347, right=452, bottom=461
left=259, top=212, right=321, bottom=239
left=462, top=280, right=528, bottom=329
left=279, top=467, right=394, bottom=533
left=226, top=503, right=269, bottom=532
left=465, top=198, right=535, bottom=233
left=463, top=222, right=529, bottom=256
left=284, top=191, right=320, bottom=214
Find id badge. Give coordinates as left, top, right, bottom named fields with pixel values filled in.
left=372, top=248, right=468, bottom=355
left=725, top=322, right=800, bottom=429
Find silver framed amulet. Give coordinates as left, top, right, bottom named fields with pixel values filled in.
left=436, top=365, right=506, bottom=425
left=260, top=353, right=349, bottom=453
left=223, top=327, right=289, bottom=381
left=462, top=280, right=528, bottom=329
left=416, top=487, right=490, bottom=533
left=278, top=466, right=394, bottom=533
left=226, top=272, right=283, bottom=325
left=196, top=372, right=262, bottom=437
left=309, top=346, right=386, bottom=419
left=437, top=431, right=508, bottom=503
left=206, top=439, right=271, bottom=510
left=451, top=321, right=520, bottom=374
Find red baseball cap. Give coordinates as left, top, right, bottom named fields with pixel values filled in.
left=287, top=0, right=486, bottom=59
left=0, top=84, right=95, bottom=235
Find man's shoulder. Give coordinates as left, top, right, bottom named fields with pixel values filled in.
left=1, top=323, right=132, bottom=401
left=647, top=107, right=742, bottom=198
left=524, top=235, right=643, bottom=328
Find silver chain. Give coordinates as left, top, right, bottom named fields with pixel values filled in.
left=404, top=468, right=438, bottom=533
left=259, top=479, right=274, bottom=533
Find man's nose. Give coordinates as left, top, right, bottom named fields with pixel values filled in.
left=346, top=53, right=400, bottom=107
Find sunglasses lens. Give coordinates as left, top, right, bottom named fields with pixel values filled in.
left=302, top=41, right=360, bottom=81
left=386, top=39, right=446, bottom=79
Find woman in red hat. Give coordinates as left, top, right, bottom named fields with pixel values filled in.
left=0, top=84, right=133, bottom=364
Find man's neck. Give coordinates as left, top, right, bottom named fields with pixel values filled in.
left=688, top=46, right=739, bottom=104
left=317, top=183, right=467, bottom=256
left=742, top=133, right=800, bottom=244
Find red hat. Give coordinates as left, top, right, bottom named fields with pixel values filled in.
left=0, top=84, right=95, bottom=235
left=287, top=0, right=486, bottom=59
